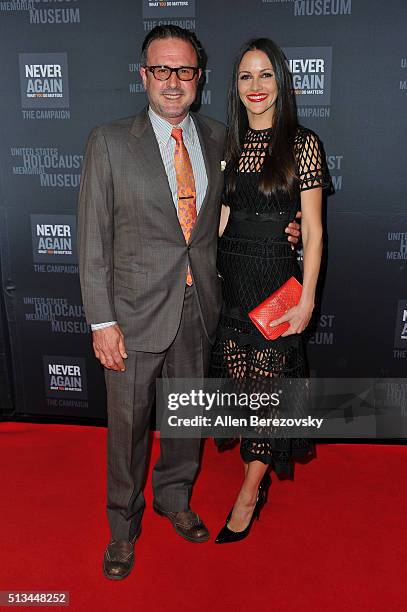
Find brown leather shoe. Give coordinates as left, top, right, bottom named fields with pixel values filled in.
left=153, top=502, right=209, bottom=543
left=103, top=533, right=138, bottom=580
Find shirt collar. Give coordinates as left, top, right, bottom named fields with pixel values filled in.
left=148, top=106, right=194, bottom=146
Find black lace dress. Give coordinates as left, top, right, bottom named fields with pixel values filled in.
left=210, top=126, right=330, bottom=479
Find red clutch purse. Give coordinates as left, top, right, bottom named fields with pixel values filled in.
left=248, top=276, right=303, bottom=340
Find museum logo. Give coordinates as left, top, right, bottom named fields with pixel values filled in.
left=284, top=47, right=332, bottom=119
left=142, top=0, right=196, bottom=31
left=326, top=153, right=344, bottom=192
left=31, top=214, right=77, bottom=263
left=0, top=1, right=81, bottom=25
left=309, top=313, right=335, bottom=345
left=400, top=57, right=407, bottom=93
left=43, top=355, right=87, bottom=399
left=128, top=63, right=145, bottom=94
left=19, top=52, right=69, bottom=107
left=30, top=0, right=81, bottom=25
left=19, top=52, right=70, bottom=119
left=386, top=231, right=407, bottom=261
left=260, top=0, right=351, bottom=17
left=23, top=296, right=89, bottom=335
left=294, top=0, right=351, bottom=16
left=142, top=0, right=195, bottom=18
left=11, top=146, right=82, bottom=188
left=394, top=300, right=407, bottom=352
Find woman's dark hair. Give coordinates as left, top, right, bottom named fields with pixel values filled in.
left=140, top=25, right=204, bottom=69
left=225, top=37, right=298, bottom=198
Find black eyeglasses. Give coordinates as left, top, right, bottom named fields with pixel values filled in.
left=144, top=65, right=199, bottom=81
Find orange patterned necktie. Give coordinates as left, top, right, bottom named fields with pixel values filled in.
left=171, top=127, right=197, bottom=286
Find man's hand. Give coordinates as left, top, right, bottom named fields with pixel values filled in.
left=285, top=210, right=302, bottom=250
left=92, top=324, right=128, bottom=371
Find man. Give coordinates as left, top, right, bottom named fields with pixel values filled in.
left=78, top=25, right=300, bottom=580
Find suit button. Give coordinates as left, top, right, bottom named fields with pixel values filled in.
left=187, top=245, right=190, bottom=250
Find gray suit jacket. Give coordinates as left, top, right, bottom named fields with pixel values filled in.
left=77, top=108, right=226, bottom=352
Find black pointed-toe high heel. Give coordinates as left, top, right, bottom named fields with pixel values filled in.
left=214, top=471, right=271, bottom=544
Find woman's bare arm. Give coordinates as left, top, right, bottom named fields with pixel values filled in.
left=219, top=204, right=230, bottom=237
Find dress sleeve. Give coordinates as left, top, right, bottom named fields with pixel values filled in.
left=220, top=162, right=230, bottom=206
left=297, top=130, right=331, bottom=192
left=221, top=183, right=229, bottom=206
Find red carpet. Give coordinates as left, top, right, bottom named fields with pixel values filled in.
left=0, top=422, right=406, bottom=611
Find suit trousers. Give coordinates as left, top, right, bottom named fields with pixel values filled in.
left=104, top=285, right=212, bottom=540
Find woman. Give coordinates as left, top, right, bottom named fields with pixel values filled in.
left=210, top=37, right=330, bottom=543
